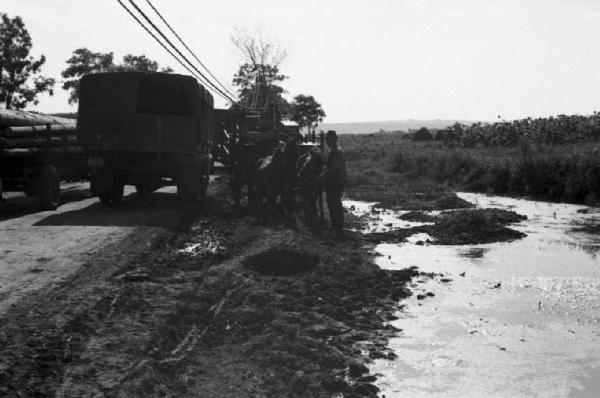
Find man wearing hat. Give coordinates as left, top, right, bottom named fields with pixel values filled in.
left=318, top=130, right=347, bottom=232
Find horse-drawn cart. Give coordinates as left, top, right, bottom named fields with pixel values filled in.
left=214, top=106, right=299, bottom=207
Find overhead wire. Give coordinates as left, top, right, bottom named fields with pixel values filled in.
left=126, top=0, right=236, bottom=103
left=115, top=0, right=206, bottom=84
left=120, top=0, right=236, bottom=103
left=143, top=0, right=238, bottom=100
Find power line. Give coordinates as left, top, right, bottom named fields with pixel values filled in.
left=115, top=0, right=209, bottom=87
left=125, top=0, right=236, bottom=103
left=144, top=0, right=237, bottom=100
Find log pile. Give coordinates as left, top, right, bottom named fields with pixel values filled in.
left=0, top=109, right=81, bottom=157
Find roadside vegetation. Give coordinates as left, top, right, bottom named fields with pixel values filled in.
left=340, top=112, right=600, bottom=206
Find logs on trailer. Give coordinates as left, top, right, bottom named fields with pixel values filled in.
left=0, top=109, right=82, bottom=211
left=0, top=110, right=78, bottom=152
left=0, top=108, right=76, bottom=128
left=1, top=124, right=78, bottom=151
left=0, top=135, right=79, bottom=149
left=2, top=125, right=76, bottom=137
left=1, top=146, right=84, bottom=157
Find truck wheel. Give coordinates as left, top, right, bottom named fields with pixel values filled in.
left=135, top=179, right=160, bottom=195
left=24, top=184, right=37, bottom=197
left=38, top=165, right=60, bottom=210
left=99, top=193, right=111, bottom=205
left=111, top=181, right=124, bottom=204
left=135, top=184, right=151, bottom=195
left=177, top=169, right=200, bottom=203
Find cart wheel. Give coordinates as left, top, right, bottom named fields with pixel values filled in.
left=38, top=165, right=60, bottom=210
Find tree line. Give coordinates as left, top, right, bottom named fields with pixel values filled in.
left=0, top=13, right=325, bottom=132
left=409, top=113, right=600, bottom=147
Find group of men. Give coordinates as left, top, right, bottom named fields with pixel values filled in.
left=294, top=129, right=346, bottom=233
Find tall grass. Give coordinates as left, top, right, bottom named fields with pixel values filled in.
left=392, top=142, right=600, bottom=204
left=339, top=132, right=600, bottom=205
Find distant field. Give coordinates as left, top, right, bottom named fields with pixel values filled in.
left=339, top=131, right=600, bottom=206
left=320, top=119, right=477, bottom=135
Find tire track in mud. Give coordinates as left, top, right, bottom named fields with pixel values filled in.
left=0, top=204, right=212, bottom=397
left=0, top=177, right=421, bottom=397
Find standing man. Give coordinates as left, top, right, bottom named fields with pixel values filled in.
left=319, top=130, right=346, bottom=233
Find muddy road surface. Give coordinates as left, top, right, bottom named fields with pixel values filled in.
left=0, top=177, right=418, bottom=397
left=0, top=183, right=197, bottom=313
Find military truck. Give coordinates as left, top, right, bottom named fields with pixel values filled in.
left=77, top=72, right=214, bottom=204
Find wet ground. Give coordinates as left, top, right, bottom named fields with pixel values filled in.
left=0, top=176, right=419, bottom=397
left=349, top=193, right=600, bottom=397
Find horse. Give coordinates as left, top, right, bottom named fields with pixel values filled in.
left=297, top=147, right=324, bottom=227
left=254, top=139, right=299, bottom=222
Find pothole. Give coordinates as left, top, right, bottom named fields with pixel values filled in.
left=244, top=248, right=319, bottom=276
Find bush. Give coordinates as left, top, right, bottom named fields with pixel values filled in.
left=413, top=127, right=433, bottom=142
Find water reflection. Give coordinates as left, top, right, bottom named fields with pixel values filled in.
left=345, top=193, right=600, bottom=397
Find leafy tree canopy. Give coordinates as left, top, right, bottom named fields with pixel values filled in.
left=61, top=48, right=173, bottom=104
left=290, top=94, right=326, bottom=132
left=0, top=13, right=55, bottom=110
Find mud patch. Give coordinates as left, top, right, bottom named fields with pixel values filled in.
left=244, top=248, right=319, bottom=276
left=458, top=247, right=489, bottom=258
left=429, top=208, right=526, bottom=245
left=376, top=191, right=473, bottom=211
left=398, top=211, right=437, bottom=223
left=364, top=209, right=526, bottom=245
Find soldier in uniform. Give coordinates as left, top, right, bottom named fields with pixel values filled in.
left=318, top=130, right=346, bottom=232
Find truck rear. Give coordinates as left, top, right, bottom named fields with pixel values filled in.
left=77, top=72, right=213, bottom=204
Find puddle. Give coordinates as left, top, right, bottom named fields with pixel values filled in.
left=346, top=193, right=600, bottom=397
left=345, top=200, right=434, bottom=233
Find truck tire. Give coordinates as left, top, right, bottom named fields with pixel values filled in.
left=111, top=181, right=124, bottom=204
left=96, top=174, right=123, bottom=205
left=99, top=193, right=111, bottom=205
left=38, top=165, right=60, bottom=210
left=177, top=168, right=201, bottom=203
left=135, top=184, right=152, bottom=195
left=24, top=184, right=37, bottom=197
left=135, top=179, right=160, bottom=195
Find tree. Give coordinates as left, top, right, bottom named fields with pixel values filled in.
left=290, top=94, right=326, bottom=134
left=231, top=28, right=289, bottom=110
left=61, top=48, right=172, bottom=104
left=61, top=48, right=114, bottom=105
left=0, top=13, right=55, bottom=110
left=117, top=54, right=173, bottom=73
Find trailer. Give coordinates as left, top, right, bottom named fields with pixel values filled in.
left=77, top=72, right=214, bottom=204
left=0, top=109, right=85, bottom=210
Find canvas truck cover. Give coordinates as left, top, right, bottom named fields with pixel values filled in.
left=77, top=72, right=213, bottom=153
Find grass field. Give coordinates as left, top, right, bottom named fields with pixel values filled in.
left=339, top=132, right=600, bottom=205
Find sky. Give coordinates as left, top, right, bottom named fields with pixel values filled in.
left=3, top=0, right=600, bottom=122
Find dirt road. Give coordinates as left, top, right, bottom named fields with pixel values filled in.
left=0, top=182, right=211, bottom=396
left=0, top=177, right=415, bottom=397
left=0, top=183, right=196, bottom=314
